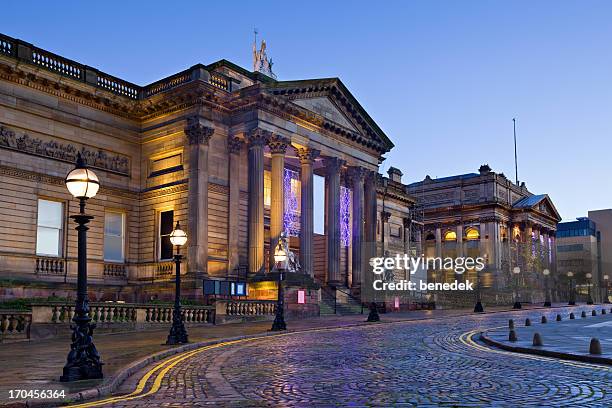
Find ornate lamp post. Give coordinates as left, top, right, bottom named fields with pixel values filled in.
left=512, top=266, right=521, bottom=309
left=271, top=236, right=287, bottom=331
left=586, top=272, right=594, bottom=305
left=567, top=271, right=575, bottom=305
left=60, top=152, right=103, bottom=382
left=474, top=254, right=486, bottom=313
left=166, top=221, right=188, bottom=345
left=604, top=275, right=610, bottom=304
left=542, top=269, right=551, bottom=307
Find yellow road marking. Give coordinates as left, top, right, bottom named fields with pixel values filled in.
left=460, top=328, right=611, bottom=372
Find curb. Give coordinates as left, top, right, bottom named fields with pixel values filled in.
left=14, top=304, right=581, bottom=407
left=479, top=332, right=612, bottom=366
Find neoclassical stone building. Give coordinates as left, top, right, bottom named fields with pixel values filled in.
left=0, top=33, right=416, bottom=306
left=407, top=165, right=561, bottom=304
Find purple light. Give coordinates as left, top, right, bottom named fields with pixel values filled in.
left=340, top=186, right=351, bottom=247
left=284, top=168, right=300, bottom=237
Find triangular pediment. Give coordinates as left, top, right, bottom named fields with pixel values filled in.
left=513, top=194, right=561, bottom=221
left=292, top=97, right=358, bottom=132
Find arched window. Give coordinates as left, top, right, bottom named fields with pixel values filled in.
left=444, top=231, right=457, bottom=241
left=465, top=227, right=480, bottom=241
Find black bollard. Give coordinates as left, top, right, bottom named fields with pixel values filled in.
left=533, top=332, right=543, bottom=346
left=592, top=310, right=597, bottom=316
left=603, top=309, right=607, bottom=315
left=509, top=319, right=515, bottom=329
left=589, top=338, right=602, bottom=355
left=525, top=318, right=531, bottom=326
left=556, top=314, right=562, bottom=321
left=541, top=316, right=547, bottom=324
left=570, top=312, right=575, bottom=319
left=581, top=311, right=587, bottom=318
left=509, top=330, right=518, bottom=342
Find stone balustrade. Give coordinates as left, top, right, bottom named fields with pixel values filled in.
left=0, top=33, right=231, bottom=100
left=215, top=299, right=277, bottom=318
left=35, top=257, right=65, bottom=275
left=30, top=302, right=215, bottom=326
left=103, top=262, right=127, bottom=278
left=0, top=311, right=31, bottom=342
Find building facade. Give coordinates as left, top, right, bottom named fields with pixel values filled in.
left=407, top=165, right=561, bottom=306
left=556, top=217, right=601, bottom=302
left=588, top=209, right=612, bottom=302
left=0, top=33, right=417, bottom=308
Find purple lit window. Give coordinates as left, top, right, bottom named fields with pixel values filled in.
left=340, top=186, right=351, bottom=247
left=283, top=168, right=300, bottom=237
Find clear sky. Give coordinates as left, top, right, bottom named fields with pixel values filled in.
left=3, top=0, right=611, bottom=221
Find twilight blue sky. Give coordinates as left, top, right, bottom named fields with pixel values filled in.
left=3, top=1, right=611, bottom=221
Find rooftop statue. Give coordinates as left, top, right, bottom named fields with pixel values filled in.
left=253, top=39, right=277, bottom=79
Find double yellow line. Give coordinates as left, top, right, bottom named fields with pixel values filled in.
left=460, top=328, right=611, bottom=372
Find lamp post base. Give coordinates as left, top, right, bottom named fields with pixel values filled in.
left=367, top=303, right=380, bottom=322
left=166, top=315, right=189, bottom=345
left=544, top=301, right=552, bottom=307
left=512, top=302, right=522, bottom=310
left=271, top=316, right=287, bottom=331
left=60, top=318, right=103, bottom=382
left=473, top=301, right=484, bottom=313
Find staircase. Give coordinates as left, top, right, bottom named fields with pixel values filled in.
left=319, top=286, right=364, bottom=316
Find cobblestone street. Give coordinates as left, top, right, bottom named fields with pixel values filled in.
left=82, top=306, right=612, bottom=407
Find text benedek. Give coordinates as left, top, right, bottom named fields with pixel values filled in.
left=373, top=279, right=474, bottom=291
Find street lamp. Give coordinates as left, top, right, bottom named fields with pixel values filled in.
left=567, top=271, right=575, bottom=306
left=512, top=266, right=521, bottom=309
left=166, top=221, right=188, bottom=345
left=604, top=275, right=610, bottom=304
left=586, top=272, right=594, bottom=305
left=474, top=254, right=486, bottom=313
left=542, top=269, right=551, bottom=307
left=271, top=236, right=287, bottom=331
left=60, top=152, right=103, bottom=382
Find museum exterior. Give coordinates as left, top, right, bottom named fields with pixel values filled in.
left=407, top=165, right=562, bottom=306
left=0, top=33, right=417, bottom=313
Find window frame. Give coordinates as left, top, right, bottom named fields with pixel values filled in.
left=104, top=210, right=126, bottom=263
left=158, top=209, right=175, bottom=261
left=35, top=198, right=64, bottom=257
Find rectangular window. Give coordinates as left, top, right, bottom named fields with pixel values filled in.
left=36, top=199, right=63, bottom=257
left=159, top=210, right=174, bottom=260
left=104, top=211, right=125, bottom=262
left=313, top=174, right=325, bottom=234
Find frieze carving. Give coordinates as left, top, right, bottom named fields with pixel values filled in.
left=0, top=125, right=130, bottom=175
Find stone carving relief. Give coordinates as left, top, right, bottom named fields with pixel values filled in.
left=0, top=125, right=130, bottom=175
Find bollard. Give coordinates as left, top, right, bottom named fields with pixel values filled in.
left=603, top=309, right=607, bottom=315
left=509, top=319, right=515, bottom=329
left=592, top=310, right=597, bottom=316
left=570, top=312, right=575, bottom=319
left=525, top=318, right=531, bottom=326
left=509, top=329, right=518, bottom=342
left=589, top=338, right=602, bottom=355
left=533, top=332, right=543, bottom=346
left=581, top=311, right=587, bottom=318
left=556, top=314, right=562, bottom=321
left=541, top=316, right=547, bottom=324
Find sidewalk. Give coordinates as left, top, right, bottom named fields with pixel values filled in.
left=481, top=305, right=612, bottom=364
left=0, top=303, right=559, bottom=406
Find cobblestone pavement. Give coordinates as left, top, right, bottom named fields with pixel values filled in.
left=90, top=306, right=612, bottom=407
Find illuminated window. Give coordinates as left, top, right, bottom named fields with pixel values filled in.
left=159, top=210, right=174, bottom=260
left=284, top=168, right=301, bottom=236
left=104, top=211, right=125, bottom=262
left=465, top=227, right=480, bottom=241
left=297, top=290, right=305, bottom=304
left=444, top=231, right=457, bottom=241
left=264, top=170, right=271, bottom=208
left=313, top=174, right=325, bottom=234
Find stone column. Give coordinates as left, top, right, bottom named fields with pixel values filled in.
left=247, top=129, right=270, bottom=275
left=227, top=136, right=244, bottom=275
left=268, top=135, right=289, bottom=270
left=381, top=211, right=391, bottom=256
left=456, top=223, right=464, bottom=258
left=185, top=118, right=214, bottom=283
left=324, top=157, right=345, bottom=285
left=364, top=170, right=378, bottom=279
left=435, top=226, right=442, bottom=258
left=348, top=166, right=367, bottom=290
left=297, top=147, right=320, bottom=276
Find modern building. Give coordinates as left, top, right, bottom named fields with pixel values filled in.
left=556, top=217, right=601, bottom=302
left=0, top=33, right=418, bottom=313
left=588, top=209, right=612, bottom=301
left=407, top=164, right=561, bottom=306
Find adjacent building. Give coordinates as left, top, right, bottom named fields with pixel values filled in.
left=407, top=165, right=561, bottom=306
